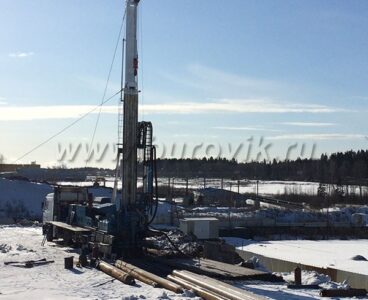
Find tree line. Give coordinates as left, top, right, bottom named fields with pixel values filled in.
left=155, top=149, right=368, bottom=184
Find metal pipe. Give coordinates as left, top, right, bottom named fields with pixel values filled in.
left=122, top=0, right=139, bottom=210
left=183, top=270, right=263, bottom=300
left=115, top=260, right=183, bottom=293
left=97, top=261, right=135, bottom=285
left=167, top=275, right=226, bottom=300
left=172, top=270, right=264, bottom=300
left=320, top=289, right=367, bottom=298
left=114, top=261, right=158, bottom=287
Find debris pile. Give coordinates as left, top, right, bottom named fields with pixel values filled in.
left=0, top=243, right=12, bottom=253
left=351, top=255, right=367, bottom=261
left=281, top=270, right=349, bottom=289
left=146, top=230, right=202, bottom=256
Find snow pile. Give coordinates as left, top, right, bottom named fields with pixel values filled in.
left=351, top=255, right=367, bottom=261
left=242, top=255, right=269, bottom=272
left=281, top=270, right=350, bottom=290
left=0, top=178, right=53, bottom=222
left=281, top=270, right=331, bottom=285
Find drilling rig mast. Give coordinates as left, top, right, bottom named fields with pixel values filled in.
left=118, top=0, right=157, bottom=255
left=42, top=0, right=157, bottom=259
left=122, top=0, right=139, bottom=210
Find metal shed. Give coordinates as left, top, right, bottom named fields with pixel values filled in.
left=180, top=217, right=219, bottom=239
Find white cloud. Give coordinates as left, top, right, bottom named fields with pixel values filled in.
left=214, top=126, right=265, bottom=131
left=268, top=133, right=366, bottom=141
left=187, top=64, right=280, bottom=90
left=0, top=105, right=117, bottom=121
left=160, top=64, right=286, bottom=98
left=0, top=99, right=345, bottom=121
left=142, top=99, right=344, bottom=114
left=280, top=122, right=336, bottom=127
left=0, top=97, right=6, bottom=105
left=213, top=126, right=282, bottom=132
left=8, top=52, right=34, bottom=58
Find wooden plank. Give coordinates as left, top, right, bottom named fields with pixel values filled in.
left=152, top=257, right=282, bottom=282
left=47, top=221, right=91, bottom=233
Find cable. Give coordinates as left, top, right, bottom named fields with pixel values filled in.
left=14, top=8, right=128, bottom=164
left=147, top=146, right=159, bottom=225
left=12, top=90, right=122, bottom=164
left=85, top=8, right=127, bottom=167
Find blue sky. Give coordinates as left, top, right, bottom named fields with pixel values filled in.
left=1, top=0, right=367, bottom=167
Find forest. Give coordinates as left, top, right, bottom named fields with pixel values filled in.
left=155, top=149, right=368, bottom=184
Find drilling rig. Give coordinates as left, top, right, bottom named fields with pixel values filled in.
left=43, top=0, right=158, bottom=258
left=118, top=0, right=157, bottom=255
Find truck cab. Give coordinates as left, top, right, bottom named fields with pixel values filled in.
left=42, top=186, right=90, bottom=223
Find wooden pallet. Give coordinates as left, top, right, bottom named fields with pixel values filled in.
left=47, top=221, right=91, bottom=233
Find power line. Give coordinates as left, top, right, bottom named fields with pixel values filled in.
left=85, top=8, right=127, bottom=167
left=12, top=90, right=121, bottom=164
left=14, top=9, right=128, bottom=165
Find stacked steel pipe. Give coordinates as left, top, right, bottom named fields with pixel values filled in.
left=100, top=260, right=265, bottom=300
left=171, top=270, right=265, bottom=300
left=97, top=261, right=135, bottom=285
left=115, top=259, right=183, bottom=293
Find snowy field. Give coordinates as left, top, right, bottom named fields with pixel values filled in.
left=225, top=237, right=368, bottom=275
left=59, top=178, right=322, bottom=195
left=0, top=226, right=363, bottom=300
left=58, top=178, right=368, bottom=196
left=2, top=177, right=368, bottom=228
left=0, top=226, right=199, bottom=300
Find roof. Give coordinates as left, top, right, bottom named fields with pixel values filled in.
left=181, top=217, right=219, bottom=222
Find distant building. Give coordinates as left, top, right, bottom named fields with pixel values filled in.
left=194, top=187, right=248, bottom=206
left=0, top=163, right=41, bottom=173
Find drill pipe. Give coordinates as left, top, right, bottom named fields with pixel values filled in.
left=172, top=270, right=265, bottom=300
left=98, top=261, right=135, bottom=285
left=167, top=275, right=226, bottom=300
left=115, top=260, right=182, bottom=293
left=113, top=261, right=158, bottom=287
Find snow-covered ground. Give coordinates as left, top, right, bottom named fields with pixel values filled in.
left=0, top=226, right=200, bottom=300
left=58, top=178, right=368, bottom=196
left=1, top=177, right=367, bottom=229
left=225, top=237, right=368, bottom=275
left=183, top=205, right=368, bottom=227
left=1, top=226, right=361, bottom=300
left=0, top=178, right=53, bottom=221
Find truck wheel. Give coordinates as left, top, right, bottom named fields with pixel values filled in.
left=46, top=225, right=53, bottom=241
